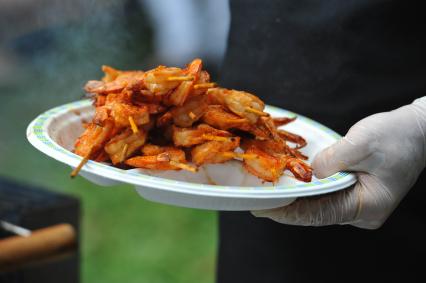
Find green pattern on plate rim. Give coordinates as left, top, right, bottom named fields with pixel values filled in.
left=31, top=99, right=351, bottom=191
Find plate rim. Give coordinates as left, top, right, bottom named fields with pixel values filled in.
left=26, top=99, right=357, bottom=198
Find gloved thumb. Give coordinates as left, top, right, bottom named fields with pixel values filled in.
left=312, top=128, right=376, bottom=178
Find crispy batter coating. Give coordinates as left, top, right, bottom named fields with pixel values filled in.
left=74, top=118, right=115, bottom=158
left=191, top=137, right=240, bottom=165
left=207, top=88, right=265, bottom=123
left=242, top=139, right=312, bottom=182
left=84, top=69, right=145, bottom=94
left=243, top=145, right=284, bottom=183
left=172, top=124, right=232, bottom=147
left=104, top=129, right=147, bottom=165
left=169, top=95, right=209, bottom=127
left=202, top=105, right=250, bottom=130
left=74, top=58, right=311, bottom=183
left=126, top=145, right=186, bottom=170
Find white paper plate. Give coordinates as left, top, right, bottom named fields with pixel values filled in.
left=27, top=99, right=356, bottom=210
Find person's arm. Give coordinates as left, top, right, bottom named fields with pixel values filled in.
left=252, top=97, right=426, bottom=229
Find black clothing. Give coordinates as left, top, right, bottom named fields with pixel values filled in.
left=217, top=1, right=426, bottom=282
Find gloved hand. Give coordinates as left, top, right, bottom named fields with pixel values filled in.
left=252, top=97, right=426, bottom=229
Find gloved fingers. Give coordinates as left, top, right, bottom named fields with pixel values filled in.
left=349, top=173, right=396, bottom=229
left=251, top=184, right=361, bottom=226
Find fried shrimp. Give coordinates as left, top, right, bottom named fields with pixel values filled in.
left=73, top=58, right=311, bottom=183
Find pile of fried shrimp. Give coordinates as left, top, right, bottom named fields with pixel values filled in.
left=72, top=58, right=312, bottom=183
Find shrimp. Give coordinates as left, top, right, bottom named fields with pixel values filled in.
left=125, top=145, right=188, bottom=170
left=242, top=139, right=312, bottom=182
left=169, top=94, right=209, bottom=127
left=74, top=59, right=313, bottom=182
left=84, top=68, right=145, bottom=94
left=93, top=91, right=150, bottom=130
left=101, top=65, right=121, bottom=82
left=256, top=116, right=282, bottom=141
left=243, top=138, right=307, bottom=160
left=201, top=105, right=251, bottom=130
left=172, top=124, right=232, bottom=147
left=207, top=88, right=265, bottom=123
left=105, top=90, right=133, bottom=105
left=192, top=70, right=212, bottom=96
left=201, top=105, right=274, bottom=140
left=93, top=106, right=110, bottom=125
left=201, top=105, right=287, bottom=143
left=277, top=129, right=307, bottom=149
left=109, top=103, right=150, bottom=129
left=164, top=81, right=193, bottom=106
left=104, top=129, right=147, bottom=165
left=142, top=65, right=183, bottom=95
left=141, top=144, right=170, bottom=155
left=191, top=137, right=240, bottom=165
left=278, top=155, right=312, bottom=182
left=273, top=116, right=297, bottom=127
left=94, top=94, right=106, bottom=107
left=272, top=116, right=306, bottom=148
left=185, top=58, right=203, bottom=79
left=74, top=118, right=115, bottom=158
left=134, top=102, right=166, bottom=115
left=243, top=145, right=284, bottom=183
left=132, top=89, right=164, bottom=104
left=164, top=58, right=203, bottom=106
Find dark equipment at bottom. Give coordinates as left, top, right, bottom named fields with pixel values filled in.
left=0, top=177, right=80, bottom=283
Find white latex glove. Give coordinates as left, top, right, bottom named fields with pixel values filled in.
left=252, top=97, right=426, bottom=229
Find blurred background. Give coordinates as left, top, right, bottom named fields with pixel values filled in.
left=0, top=0, right=230, bottom=282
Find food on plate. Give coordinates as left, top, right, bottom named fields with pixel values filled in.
left=72, top=58, right=312, bottom=183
